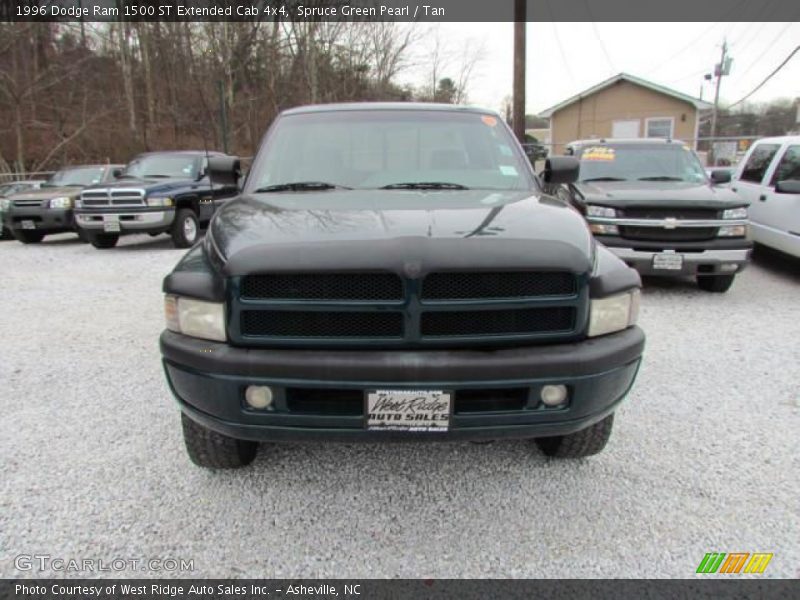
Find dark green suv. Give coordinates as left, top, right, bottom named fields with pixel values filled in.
left=160, top=103, right=645, bottom=468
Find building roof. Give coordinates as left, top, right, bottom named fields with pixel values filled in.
left=537, top=73, right=713, bottom=118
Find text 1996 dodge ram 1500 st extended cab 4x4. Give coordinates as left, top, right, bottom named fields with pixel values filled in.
left=159, top=104, right=645, bottom=468
left=560, top=139, right=751, bottom=293
left=74, top=151, right=238, bottom=249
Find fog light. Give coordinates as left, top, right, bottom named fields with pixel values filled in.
left=245, top=386, right=274, bottom=409
left=541, top=384, right=568, bottom=407
left=720, top=263, right=738, bottom=272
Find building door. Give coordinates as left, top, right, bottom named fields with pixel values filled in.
left=612, top=119, right=640, bottom=138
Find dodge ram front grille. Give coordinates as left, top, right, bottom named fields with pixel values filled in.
left=241, top=273, right=404, bottom=301
left=421, top=271, right=576, bottom=300
left=421, top=307, right=575, bottom=337
left=80, top=188, right=145, bottom=207
left=230, top=270, right=586, bottom=347
left=241, top=310, right=404, bottom=338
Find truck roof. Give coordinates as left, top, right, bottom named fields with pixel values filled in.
left=282, top=102, right=501, bottom=117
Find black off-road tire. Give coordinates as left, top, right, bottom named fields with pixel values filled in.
left=171, top=208, right=199, bottom=248
left=1, top=226, right=14, bottom=241
left=89, top=233, right=119, bottom=249
left=535, top=414, right=615, bottom=458
left=697, top=274, right=735, bottom=293
left=181, top=413, right=258, bottom=469
left=13, top=229, right=45, bottom=244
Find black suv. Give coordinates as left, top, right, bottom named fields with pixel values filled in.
left=75, top=151, right=238, bottom=249
left=561, top=139, right=751, bottom=292
left=160, top=104, right=645, bottom=468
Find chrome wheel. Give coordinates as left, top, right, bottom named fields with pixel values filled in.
left=183, top=215, right=197, bottom=243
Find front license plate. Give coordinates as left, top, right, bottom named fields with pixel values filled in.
left=652, top=253, right=683, bottom=270
left=366, top=390, right=452, bottom=432
left=22, top=220, right=35, bottom=230
left=103, top=221, right=120, bottom=232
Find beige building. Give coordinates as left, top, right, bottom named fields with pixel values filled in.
left=538, top=73, right=712, bottom=155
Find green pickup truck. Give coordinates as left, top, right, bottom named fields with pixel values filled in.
left=159, top=103, right=645, bottom=468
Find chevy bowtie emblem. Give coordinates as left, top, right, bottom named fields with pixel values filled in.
left=403, top=261, right=422, bottom=279
left=663, top=218, right=678, bottom=229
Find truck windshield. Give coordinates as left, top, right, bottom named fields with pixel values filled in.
left=576, top=144, right=708, bottom=184
left=44, top=167, right=107, bottom=187
left=123, top=155, right=198, bottom=179
left=247, top=110, right=532, bottom=192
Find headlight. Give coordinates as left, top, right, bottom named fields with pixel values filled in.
left=49, top=196, right=72, bottom=209
left=586, top=205, right=617, bottom=218
left=718, top=225, right=747, bottom=237
left=164, top=294, right=226, bottom=342
left=0, top=199, right=10, bottom=210
left=722, top=207, right=747, bottom=219
left=588, top=289, right=640, bottom=338
left=147, top=196, right=173, bottom=207
left=589, top=223, right=619, bottom=235
left=74, top=199, right=83, bottom=208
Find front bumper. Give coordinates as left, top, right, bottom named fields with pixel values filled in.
left=160, top=327, right=645, bottom=442
left=4, top=206, right=75, bottom=234
left=603, top=246, right=751, bottom=276
left=75, top=208, right=175, bottom=232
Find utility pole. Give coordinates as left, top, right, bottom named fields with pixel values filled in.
left=512, top=0, right=526, bottom=143
left=708, top=40, right=733, bottom=164
left=709, top=40, right=728, bottom=142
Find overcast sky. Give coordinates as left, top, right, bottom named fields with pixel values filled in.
left=399, top=22, right=799, bottom=115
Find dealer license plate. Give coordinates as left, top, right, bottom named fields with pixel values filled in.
left=652, top=253, right=683, bottom=270
left=103, top=216, right=120, bottom=232
left=22, top=220, right=35, bottom=230
left=366, top=390, right=452, bottom=432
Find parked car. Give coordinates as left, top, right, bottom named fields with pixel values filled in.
left=1, top=166, right=121, bottom=244
left=0, top=180, right=45, bottom=240
left=522, top=142, right=549, bottom=162
left=74, top=151, right=238, bottom=249
left=159, top=103, right=645, bottom=469
left=731, top=136, right=800, bottom=258
left=560, top=139, right=751, bottom=293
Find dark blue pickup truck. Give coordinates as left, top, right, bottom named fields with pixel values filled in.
left=75, top=151, right=239, bottom=249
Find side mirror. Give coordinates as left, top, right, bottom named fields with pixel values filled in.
left=710, top=169, right=732, bottom=184
left=112, top=168, right=123, bottom=179
left=775, top=179, right=800, bottom=194
left=208, top=156, right=241, bottom=186
left=542, top=156, right=580, bottom=185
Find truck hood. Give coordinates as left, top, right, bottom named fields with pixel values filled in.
left=9, top=185, right=83, bottom=201
left=573, top=180, right=745, bottom=209
left=210, top=189, right=595, bottom=276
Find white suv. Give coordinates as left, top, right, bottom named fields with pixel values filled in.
left=733, top=136, right=800, bottom=258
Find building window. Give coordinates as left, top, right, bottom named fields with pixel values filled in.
left=645, top=117, right=674, bottom=139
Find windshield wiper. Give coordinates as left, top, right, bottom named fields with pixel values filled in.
left=637, top=176, right=684, bottom=181
left=580, top=177, right=627, bottom=182
left=253, top=181, right=351, bottom=193
left=143, top=174, right=174, bottom=179
left=380, top=182, right=469, bottom=190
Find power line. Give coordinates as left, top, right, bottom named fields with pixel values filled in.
left=728, top=44, right=799, bottom=109
left=581, top=0, right=615, bottom=74
left=644, top=0, right=751, bottom=76
left=733, top=22, right=794, bottom=82
left=543, top=0, right=575, bottom=87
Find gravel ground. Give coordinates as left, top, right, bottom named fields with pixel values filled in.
left=0, top=233, right=798, bottom=579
